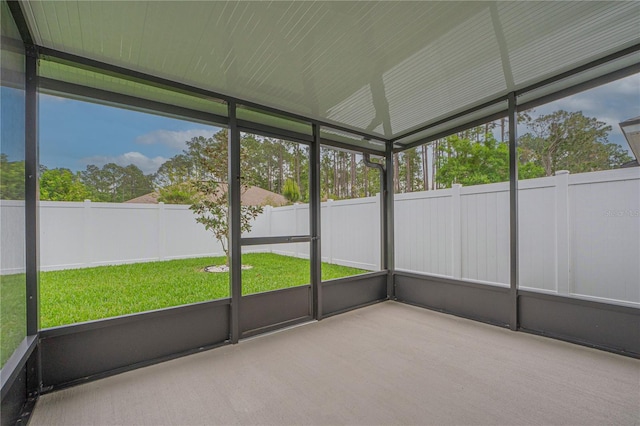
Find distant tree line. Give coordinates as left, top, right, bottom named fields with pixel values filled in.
left=1, top=110, right=632, bottom=202
left=395, top=110, right=631, bottom=191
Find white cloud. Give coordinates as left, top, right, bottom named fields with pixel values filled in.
left=80, top=152, right=168, bottom=174
left=135, top=129, right=216, bottom=150
left=602, top=73, right=640, bottom=97
left=539, top=96, right=596, bottom=114
left=532, top=73, right=639, bottom=119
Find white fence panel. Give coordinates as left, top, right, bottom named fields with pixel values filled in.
left=89, top=203, right=160, bottom=266
left=323, top=197, right=380, bottom=271
left=0, top=200, right=26, bottom=274
left=395, top=190, right=453, bottom=277
left=40, top=201, right=86, bottom=271
left=460, top=183, right=510, bottom=286
left=518, top=177, right=557, bottom=292
left=568, top=169, right=640, bottom=304
left=163, top=204, right=225, bottom=260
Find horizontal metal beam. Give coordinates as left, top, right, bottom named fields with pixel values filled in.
left=241, top=235, right=312, bottom=246
left=39, top=77, right=227, bottom=126
left=320, top=138, right=385, bottom=156
left=517, top=62, right=640, bottom=112
left=0, top=336, right=38, bottom=400
left=37, top=46, right=386, bottom=144
left=40, top=300, right=231, bottom=390
left=322, top=272, right=387, bottom=318
left=393, top=110, right=508, bottom=152
left=394, top=271, right=511, bottom=327
left=391, top=95, right=508, bottom=144
left=237, top=119, right=313, bottom=145
left=0, top=35, right=26, bottom=54
left=518, top=290, right=640, bottom=357
left=240, top=285, right=312, bottom=338
left=514, top=43, right=640, bottom=98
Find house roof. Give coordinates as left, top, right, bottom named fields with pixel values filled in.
left=620, top=116, right=640, bottom=162
left=20, top=1, right=640, bottom=152
left=125, top=185, right=288, bottom=207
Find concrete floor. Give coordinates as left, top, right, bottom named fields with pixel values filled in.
left=30, top=301, right=639, bottom=425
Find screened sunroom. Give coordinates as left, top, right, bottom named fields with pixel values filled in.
left=1, top=1, right=638, bottom=425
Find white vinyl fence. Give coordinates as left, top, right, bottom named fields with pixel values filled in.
left=395, top=167, right=639, bottom=306
left=1, top=167, right=637, bottom=306
left=247, top=197, right=381, bottom=271
left=0, top=200, right=25, bottom=275
left=35, top=195, right=381, bottom=273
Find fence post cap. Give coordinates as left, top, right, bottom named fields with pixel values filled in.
left=452, top=184, right=463, bottom=189
left=555, top=170, right=570, bottom=175
left=83, top=199, right=91, bottom=203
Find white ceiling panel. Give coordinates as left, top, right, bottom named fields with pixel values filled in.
left=498, top=1, right=640, bottom=87
left=21, top=1, right=640, bottom=146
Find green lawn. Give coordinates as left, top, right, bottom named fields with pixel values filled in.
left=0, top=273, right=27, bottom=368
left=40, top=253, right=366, bottom=329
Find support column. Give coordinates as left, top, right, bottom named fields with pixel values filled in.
left=25, top=47, right=39, bottom=337
left=228, top=101, right=242, bottom=343
left=384, top=143, right=395, bottom=298
left=508, top=92, right=519, bottom=330
left=310, top=124, right=322, bottom=319
left=25, top=44, right=41, bottom=396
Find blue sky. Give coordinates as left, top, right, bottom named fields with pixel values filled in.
left=39, top=96, right=220, bottom=174
left=37, top=73, right=639, bottom=175
left=528, top=73, right=640, bottom=150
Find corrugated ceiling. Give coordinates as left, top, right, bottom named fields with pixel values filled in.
left=20, top=1, right=640, bottom=150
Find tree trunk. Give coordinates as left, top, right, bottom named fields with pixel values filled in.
left=393, top=153, right=400, bottom=193
left=295, top=147, right=300, bottom=190
left=432, top=141, right=438, bottom=190
left=350, top=153, right=356, bottom=197
left=405, top=153, right=411, bottom=192
left=422, top=145, right=429, bottom=191
left=333, top=151, right=340, bottom=198
left=364, top=165, right=369, bottom=197
left=278, top=145, right=284, bottom=193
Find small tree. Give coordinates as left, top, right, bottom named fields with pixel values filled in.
left=188, top=131, right=263, bottom=266
left=282, top=178, right=300, bottom=202
left=40, top=167, right=91, bottom=201
left=158, top=182, right=197, bottom=205
left=435, top=134, right=545, bottom=188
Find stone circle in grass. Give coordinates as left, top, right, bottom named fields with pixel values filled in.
left=203, top=265, right=253, bottom=273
